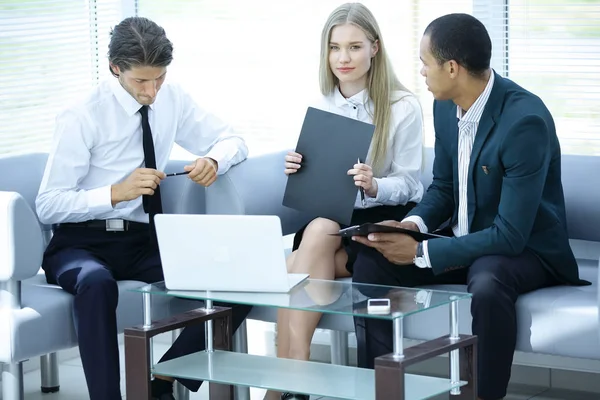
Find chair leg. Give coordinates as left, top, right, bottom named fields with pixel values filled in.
left=40, top=352, right=60, bottom=393
left=232, top=320, right=250, bottom=400
left=330, top=330, right=349, bottom=365
left=233, top=319, right=248, bottom=354
left=2, top=362, right=24, bottom=400
left=173, top=381, right=190, bottom=400
left=171, top=329, right=190, bottom=400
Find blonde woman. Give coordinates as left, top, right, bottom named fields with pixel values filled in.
left=276, top=4, right=424, bottom=398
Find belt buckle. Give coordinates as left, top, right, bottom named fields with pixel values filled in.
left=106, top=219, right=125, bottom=232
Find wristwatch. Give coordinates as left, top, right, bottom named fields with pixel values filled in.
left=413, top=242, right=428, bottom=268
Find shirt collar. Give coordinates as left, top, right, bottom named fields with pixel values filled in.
left=333, top=86, right=369, bottom=108
left=110, top=78, right=155, bottom=117
left=456, top=71, right=495, bottom=123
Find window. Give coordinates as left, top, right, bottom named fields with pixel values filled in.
left=0, top=0, right=122, bottom=155
left=1, top=1, right=598, bottom=157
left=138, top=0, right=600, bottom=158
left=504, top=0, right=600, bottom=155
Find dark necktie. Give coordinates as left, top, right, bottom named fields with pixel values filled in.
left=139, top=105, right=163, bottom=237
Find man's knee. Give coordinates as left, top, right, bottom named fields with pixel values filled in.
left=352, top=247, right=377, bottom=283
left=74, top=267, right=117, bottom=298
left=467, top=255, right=516, bottom=303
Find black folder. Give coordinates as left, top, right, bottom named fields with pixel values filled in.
left=282, top=107, right=375, bottom=225
left=334, top=223, right=445, bottom=241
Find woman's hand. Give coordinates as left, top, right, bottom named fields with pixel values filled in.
left=348, top=161, right=378, bottom=197
left=284, top=151, right=303, bottom=175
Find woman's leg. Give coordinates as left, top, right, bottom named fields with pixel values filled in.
left=285, top=218, right=350, bottom=361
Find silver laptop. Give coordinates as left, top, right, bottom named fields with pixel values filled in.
left=154, top=214, right=309, bottom=292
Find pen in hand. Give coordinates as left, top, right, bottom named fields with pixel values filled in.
left=165, top=171, right=190, bottom=177
left=358, top=157, right=367, bottom=208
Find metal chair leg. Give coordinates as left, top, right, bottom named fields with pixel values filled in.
left=2, top=362, right=24, bottom=400
left=40, top=352, right=60, bottom=393
left=330, top=330, right=349, bottom=365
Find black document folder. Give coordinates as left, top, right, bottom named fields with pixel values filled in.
left=282, top=107, right=375, bottom=225
left=334, top=223, right=445, bottom=241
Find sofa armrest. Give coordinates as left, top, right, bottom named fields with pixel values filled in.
left=0, top=192, right=44, bottom=281
left=205, top=150, right=314, bottom=235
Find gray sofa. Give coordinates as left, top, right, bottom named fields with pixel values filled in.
left=209, top=148, right=600, bottom=365
left=1, top=148, right=598, bottom=400
left=0, top=153, right=201, bottom=400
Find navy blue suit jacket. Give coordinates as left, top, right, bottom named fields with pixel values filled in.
left=407, top=72, right=585, bottom=285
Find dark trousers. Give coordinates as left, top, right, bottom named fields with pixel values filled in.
left=42, top=226, right=252, bottom=400
left=352, top=246, right=557, bottom=400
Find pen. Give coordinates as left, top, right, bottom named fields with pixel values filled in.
left=165, top=171, right=190, bottom=177
left=358, top=157, right=366, bottom=208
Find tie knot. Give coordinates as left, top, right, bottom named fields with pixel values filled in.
left=138, top=105, right=149, bottom=118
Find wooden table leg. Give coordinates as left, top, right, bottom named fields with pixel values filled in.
left=374, top=334, right=478, bottom=400
left=124, top=334, right=151, bottom=400
left=124, top=307, right=232, bottom=400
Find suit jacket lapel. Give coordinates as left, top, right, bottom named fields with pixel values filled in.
left=467, top=72, right=505, bottom=229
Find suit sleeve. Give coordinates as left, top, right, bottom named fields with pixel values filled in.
left=405, top=100, right=455, bottom=230
left=427, top=115, right=551, bottom=274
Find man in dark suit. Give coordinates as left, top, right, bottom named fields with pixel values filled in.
left=351, top=13, right=588, bottom=400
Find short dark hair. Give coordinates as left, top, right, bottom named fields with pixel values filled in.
left=108, top=17, right=173, bottom=77
left=424, top=13, right=491, bottom=77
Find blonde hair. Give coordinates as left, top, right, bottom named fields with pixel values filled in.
left=319, top=2, right=413, bottom=174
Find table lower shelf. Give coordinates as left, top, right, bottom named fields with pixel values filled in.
left=152, top=350, right=466, bottom=400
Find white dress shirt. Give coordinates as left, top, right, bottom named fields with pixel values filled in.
left=404, top=72, right=495, bottom=268
left=36, top=79, right=248, bottom=225
left=313, top=87, right=424, bottom=208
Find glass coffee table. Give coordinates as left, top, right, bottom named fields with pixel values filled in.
left=124, top=279, right=476, bottom=400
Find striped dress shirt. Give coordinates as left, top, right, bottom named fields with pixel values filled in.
left=452, top=72, right=495, bottom=237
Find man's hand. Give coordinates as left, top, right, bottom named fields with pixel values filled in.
left=111, top=168, right=165, bottom=206
left=184, top=157, right=218, bottom=187
left=376, top=220, right=420, bottom=232
left=352, top=231, right=418, bottom=265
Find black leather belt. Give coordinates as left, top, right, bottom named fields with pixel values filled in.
left=56, top=219, right=148, bottom=232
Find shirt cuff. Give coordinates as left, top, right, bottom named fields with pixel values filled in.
left=422, top=240, right=433, bottom=268
left=202, top=156, right=219, bottom=174
left=373, top=177, right=390, bottom=203
left=204, top=140, right=240, bottom=175
left=86, top=185, right=114, bottom=216
left=401, top=215, right=429, bottom=233
left=203, top=152, right=228, bottom=175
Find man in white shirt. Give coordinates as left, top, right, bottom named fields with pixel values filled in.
left=36, top=17, right=250, bottom=400
left=350, top=13, right=587, bottom=400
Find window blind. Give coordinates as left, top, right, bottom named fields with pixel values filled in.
left=0, top=0, right=122, bottom=156
left=137, top=0, right=442, bottom=157
left=1, top=1, right=597, bottom=157
left=500, top=0, right=600, bottom=155
left=139, top=0, right=599, bottom=157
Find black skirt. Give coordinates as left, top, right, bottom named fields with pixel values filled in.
left=291, top=203, right=416, bottom=273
